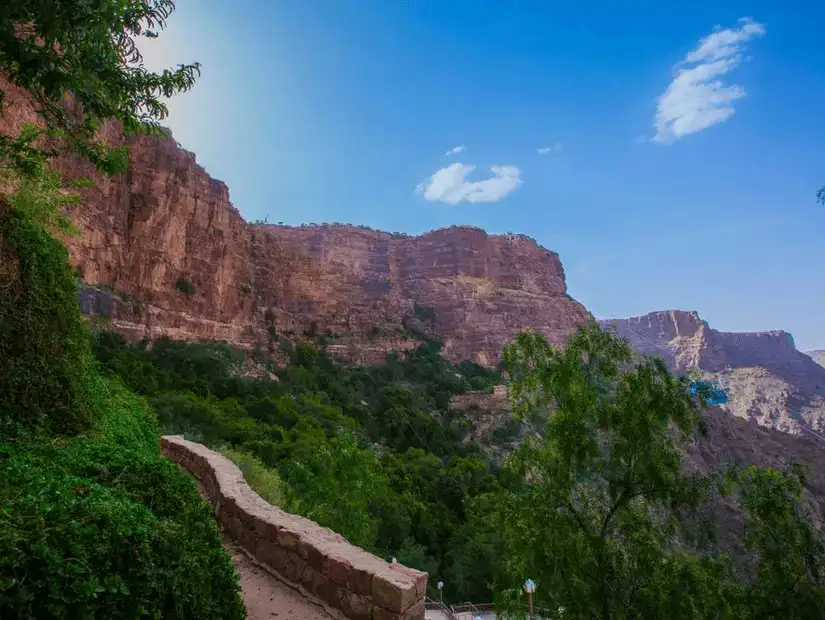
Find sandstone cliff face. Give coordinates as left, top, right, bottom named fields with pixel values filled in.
left=601, top=311, right=825, bottom=438
left=0, top=76, right=591, bottom=366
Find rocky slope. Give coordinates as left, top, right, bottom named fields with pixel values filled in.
left=0, top=75, right=591, bottom=367
left=600, top=311, right=825, bottom=438
left=807, top=350, right=825, bottom=368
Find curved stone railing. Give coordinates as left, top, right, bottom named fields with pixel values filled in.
left=161, top=435, right=427, bottom=620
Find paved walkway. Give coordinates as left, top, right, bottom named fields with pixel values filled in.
left=222, top=534, right=335, bottom=620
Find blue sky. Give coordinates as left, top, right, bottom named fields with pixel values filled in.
left=140, top=1, right=825, bottom=350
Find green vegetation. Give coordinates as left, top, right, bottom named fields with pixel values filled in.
left=486, top=325, right=825, bottom=618
left=3, top=2, right=825, bottom=617
left=414, top=303, right=436, bottom=320
left=0, top=169, right=246, bottom=617
left=90, top=324, right=825, bottom=615
left=91, top=332, right=504, bottom=592
left=1, top=2, right=248, bottom=617
left=0, top=378, right=245, bottom=619
left=0, top=175, right=95, bottom=438
left=0, top=0, right=200, bottom=175
left=220, top=446, right=288, bottom=507
left=175, top=274, right=195, bottom=296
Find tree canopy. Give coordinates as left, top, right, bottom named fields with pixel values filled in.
left=489, top=323, right=825, bottom=619
left=0, top=0, right=199, bottom=175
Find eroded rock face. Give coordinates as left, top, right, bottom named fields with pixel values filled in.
left=808, top=350, right=825, bottom=369
left=0, top=75, right=591, bottom=366
left=601, top=311, right=825, bottom=437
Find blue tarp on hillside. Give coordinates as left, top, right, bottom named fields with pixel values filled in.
left=689, top=380, right=729, bottom=405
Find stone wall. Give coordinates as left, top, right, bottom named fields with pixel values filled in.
left=160, top=435, right=427, bottom=620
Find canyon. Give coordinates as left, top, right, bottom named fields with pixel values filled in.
left=0, top=73, right=590, bottom=367
left=2, top=74, right=824, bottom=444
left=601, top=311, right=825, bottom=438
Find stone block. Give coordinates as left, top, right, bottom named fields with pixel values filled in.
left=277, top=528, right=300, bottom=551
left=227, top=517, right=244, bottom=541
left=323, top=554, right=351, bottom=587
left=300, top=564, right=317, bottom=590
left=390, top=565, right=428, bottom=599
left=283, top=551, right=306, bottom=583
left=372, top=569, right=416, bottom=613
left=251, top=513, right=279, bottom=539
left=373, top=600, right=424, bottom=620
left=296, top=536, right=313, bottom=561
left=239, top=524, right=258, bottom=551
left=373, top=607, right=400, bottom=620
left=256, top=538, right=288, bottom=573
left=305, top=544, right=326, bottom=572
left=218, top=493, right=236, bottom=515
left=401, top=599, right=425, bottom=620
left=310, top=570, right=344, bottom=609
left=347, top=565, right=374, bottom=596
left=341, top=592, right=372, bottom=620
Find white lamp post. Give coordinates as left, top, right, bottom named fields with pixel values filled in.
left=524, top=579, right=537, bottom=620
left=436, top=580, right=444, bottom=605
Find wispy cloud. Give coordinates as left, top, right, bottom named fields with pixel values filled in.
left=652, top=17, right=765, bottom=144
left=537, top=142, right=563, bottom=155
left=415, top=163, right=522, bottom=205
left=445, top=145, right=466, bottom=156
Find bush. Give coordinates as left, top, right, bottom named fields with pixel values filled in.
left=220, top=446, right=289, bottom=507
left=0, top=378, right=246, bottom=619
left=175, top=275, right=195, bottom=296
left=491, top=419, right=522, bottom=444
left=0, top=196, right=96, bottom=438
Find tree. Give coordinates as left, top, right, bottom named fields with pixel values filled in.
left=732, top=463, right=825, bottom=618
left=276, top=419, right=391, bottom=550
left=0, top=0, right=200, bottom=176
left=492, top=324, right=736, bottom=620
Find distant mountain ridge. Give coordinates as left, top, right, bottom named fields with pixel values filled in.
left=807, top=350, right=825, bottom=369
left=600, top=311, right=825, bottom=438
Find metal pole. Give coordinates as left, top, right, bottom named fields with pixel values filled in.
left=524, top=579, right=536, bottom=620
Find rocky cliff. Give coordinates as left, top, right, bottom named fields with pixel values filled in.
left=0, top=75, right=590, bottom=366
left=808, top=350, right=825, bottom=369
left=601, top=311, right=825, bottom=438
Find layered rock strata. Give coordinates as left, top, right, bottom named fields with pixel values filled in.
left=601, top=311, right=825, bottom=436
left=0, top=73, right=591, bottom=365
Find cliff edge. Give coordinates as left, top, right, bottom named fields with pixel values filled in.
left=601, top=311, right=825, bottom=437
left=0, top=74, right=591, bottom=366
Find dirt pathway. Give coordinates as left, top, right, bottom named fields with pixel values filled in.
left=221, top=535, right=335, bottom=620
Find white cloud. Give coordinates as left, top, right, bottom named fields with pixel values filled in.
left=652, top=17, right=765, bottom=143
left=537, top=142, right=563, bottom=155
left=415, top=163, right=522, bottom=205
left=445, top=145, right=466, bottom=156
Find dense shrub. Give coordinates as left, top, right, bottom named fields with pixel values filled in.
left=0, top=195, right=95, bottom=438
left=0, top=378, right=246, bottom=619
left=0, top=167, right=246, bottom=618
left=92, top=330, right=508, bottom=601
left=175, top=275, right=195, bottom=295
left=220, top=446, right=289, bottom=507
